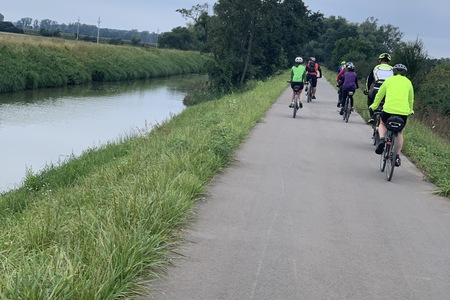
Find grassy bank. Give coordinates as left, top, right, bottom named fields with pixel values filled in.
left=322, top=68, right=450, bottom=197
left=0, top=32, right=209, bottom=93
left=0, top=73, right=288, bottom=298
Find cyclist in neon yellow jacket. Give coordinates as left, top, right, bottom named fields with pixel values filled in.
left=370, top=64, right=414, bottom=167
left=288, top=57, right=306, bottom=108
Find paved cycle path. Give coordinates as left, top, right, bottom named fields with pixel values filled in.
left=145, top=78, right=450, bottom=300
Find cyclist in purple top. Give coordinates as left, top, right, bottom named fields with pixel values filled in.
left=339, top=62, right=359, bottom=115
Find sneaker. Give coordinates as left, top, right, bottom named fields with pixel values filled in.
left=299, top=102, right=303, bottom=108
left=395, top=155, right=401, bottom=167
left=337, top=102, right=340, bottom=107
left=312, top=95, right=316, bottom=99
left=305, top=87, right=308, bottom=92
left=339, top=108, right=344, bottom=115
left=289, top=102, right=293, bottom=108
left=367, top=118, right=375, bottom=124
left=351, top=107, right=354, bottom=112
left=375, top=141, right=385, bottom=155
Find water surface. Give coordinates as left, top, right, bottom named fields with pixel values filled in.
left=0, top=76, right=202, bottom=192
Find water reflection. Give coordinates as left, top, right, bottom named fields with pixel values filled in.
left=0, top=75, right=204, bottom=192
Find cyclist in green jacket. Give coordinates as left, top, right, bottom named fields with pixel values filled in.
left=288, top=57, right=306, bottom=108
left=370, top=64, right=414, bottom=166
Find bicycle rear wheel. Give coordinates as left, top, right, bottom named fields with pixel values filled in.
left=293, top=94, right=298, bottom=118
left=345, top=97, right=351, bottom=123
left=342, top=97, right=348, bottom=121
left=307, top=82, right=312, bottom=103
left=385, top=137, right=396, bottom=181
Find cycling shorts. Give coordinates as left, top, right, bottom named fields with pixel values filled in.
left=380, top=111, right=408, bottom=131
left=291, top=82, right=304, bottom=90
left=306, top=74, right=318, bottom=87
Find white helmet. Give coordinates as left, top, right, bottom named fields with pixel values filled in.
left=294, top=57, right=303, bottom=63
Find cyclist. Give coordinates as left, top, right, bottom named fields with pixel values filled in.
left=369, top=64, right=414, bottom=167
left=337, top=60, right=346, bottom=73
left=288, top=56, right=306, bottom=108
left=304, top=56, right=322, bottom=100
left=338, top=62, right=359, bottom=115
left=364, top=53, right=393, bottom=123
left=336, top=61, right=351, bottom=107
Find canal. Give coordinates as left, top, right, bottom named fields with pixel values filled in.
left=0, top=75, right=204, bottom=192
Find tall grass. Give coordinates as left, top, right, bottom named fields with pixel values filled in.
left=323, top=68, right=450, bottom=197
left=0, top=32, right=209, bottom=93
left=0, top=73, right=288, bottom=298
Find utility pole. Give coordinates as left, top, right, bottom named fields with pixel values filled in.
left=96, top=17, right=101, bottom=44
left=76, top=17, right=80, bottom=41
left=156, top=27, right=159, bottom=48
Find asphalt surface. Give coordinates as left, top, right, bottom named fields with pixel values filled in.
left=144, top=78, right=450, bottom=300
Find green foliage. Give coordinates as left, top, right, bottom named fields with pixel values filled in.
left=0, top=21, right=24, bottom=33
left=416, top=62, right=450, bottom=117
left=108, top=37, right=124, bottom=45
left=158, top=26, right=196, bottom=50
left=392, top=38, right=428, bottom=81
left=131, top=36, right=141, bottom=46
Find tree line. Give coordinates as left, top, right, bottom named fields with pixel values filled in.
left=0, top=12, right=158, bottom=45
left=158, top=1, right=449, bottom=122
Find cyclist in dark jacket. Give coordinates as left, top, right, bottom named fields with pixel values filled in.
left=339, top=62, right=359, bottom=115
left=364, top=53, right=393, bottom=123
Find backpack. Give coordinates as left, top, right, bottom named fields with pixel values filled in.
left=307, top=61, right=316, bottom=73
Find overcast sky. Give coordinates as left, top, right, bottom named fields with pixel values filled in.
left=1, top=0, right=448, bottom=58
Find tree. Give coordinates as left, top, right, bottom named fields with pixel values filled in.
left=158, top=26, right=195, bottom=50
left=0, top=13, right=4, bottom=22
left=176, top=3, right=210, bottom=23
left=17, top=17, right=33, bottom=28
left=131, top=36, right=141, bottom=46
left=0, top=21, right=24, bottom=33
left=392, top=38, right=428, bottom=82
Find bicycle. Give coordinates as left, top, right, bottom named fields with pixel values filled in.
left=371, top=109, right=382, bottom=146
left=342, top=91, right=354, bottom=123
left=379, top=115, right=404, bottom=181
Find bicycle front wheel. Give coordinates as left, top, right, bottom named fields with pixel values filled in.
left=372, top=127, right=379, bottom=146
left=380, top=143, right=389, bottom=172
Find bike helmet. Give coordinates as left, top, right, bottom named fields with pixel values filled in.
left=346, top=62, right=355, bottom=70
left=341, top=60, right=346, bottom=65
left=294, top=57, right=303, bottom=63
left=378, top=52, right=391, bottom=61
left=393, top=63, right=407, bottom=75
left=309, top=57, right=316, bottom=62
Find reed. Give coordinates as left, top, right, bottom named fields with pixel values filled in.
left=0, top=32, right=209, bottom=93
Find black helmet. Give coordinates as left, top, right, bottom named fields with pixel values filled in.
left=393, top=64, right=408, bottom=75
left=378, top=53, right=392, bottom=62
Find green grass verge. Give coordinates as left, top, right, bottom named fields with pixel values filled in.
left=0, top=73, right=289, bottom=299
left=322, top=68, right=450, bottom=197
left=0, top=32, right=209, bottom=93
